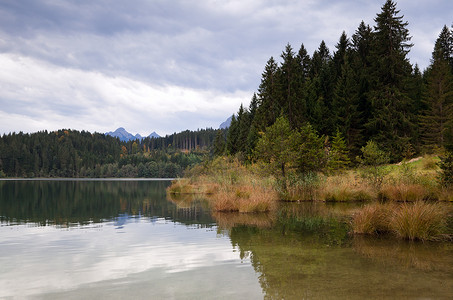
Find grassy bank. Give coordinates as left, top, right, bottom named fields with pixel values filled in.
left=168, top=154, right=452, bottom=203
left=167, top=155, right=453, bottom=239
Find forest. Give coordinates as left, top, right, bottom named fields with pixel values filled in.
left=0, top=128, right=218, bottom=178
left=218, top=0, right=453, bottom=170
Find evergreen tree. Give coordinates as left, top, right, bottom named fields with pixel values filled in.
left=226, top=115, right=239, bottom=155
left=366, top=0, right=415, bottom=161
left=432, top=25, right=453, bottom=69
left=213, top=130, right=226, bottom=156
left=236, top=104, right=251, bottom=154
left=332, top=31, right=350, bottom=81
left=254, top=57, right=280, bottom=131
left=278, top=43, right=305, bottom=128
left=297, top=43, right=311, bottom=82
left=332, top=59, right=362, bottom=156
left=420, top=27, right=453, bottom=151
left=308, top=41, right=334, bottom=135
left=327, top=129, right=351, bottom=172
left=254, top=115, right=297, bottom=178
left=351, top=21, right=373, bottom=140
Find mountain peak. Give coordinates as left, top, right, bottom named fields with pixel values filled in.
left=219, top=116, right=233, bottom=129
left=106, top=128, right=160, bottom=141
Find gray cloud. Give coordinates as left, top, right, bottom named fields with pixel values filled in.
left=0, top=0, right=452, bottom=135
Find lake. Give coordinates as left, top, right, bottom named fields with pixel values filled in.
left=0, top=180, right=452, bottom=299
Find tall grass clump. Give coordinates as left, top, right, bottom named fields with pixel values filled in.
left=351, top=203, right=393, bottom=234
left=390, top=201, right=450, bottom=241
left=212, top=184, right=278, bottom=212
left=352, top=201, right=452, bottom=241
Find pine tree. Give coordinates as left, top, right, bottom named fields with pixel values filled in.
left=213, top=130, right=226, bottom=156
left=278, top=43, right=300, bottom=128
left=332, top=31, right=350, bottom=81
left=236, top=104, right=251, bottom=154
left=254, top=57, right=280, bottom=131
left=308, top=41, right=334, bottom=135
left=226, top=115, right=239, bottom=155
left=332, top=59, right=362, bottom=156
left=366, top=0, right=415, bottom=161
left=351, top=21, right=373, bottom=140
left=420, top=26, right=453, bottom=151
left=297, top=43, right=311, bottom=82
left=327, top=129, right=351, bottom=172
left=432, top=25, right=453, bottom=69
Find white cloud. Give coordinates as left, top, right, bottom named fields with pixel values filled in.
left=0, top=54, right=250, bottom=135
left=0, top=0, right=452, bottom=134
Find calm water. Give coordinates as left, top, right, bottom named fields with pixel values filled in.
left=0, top=180, right=452, bottom=299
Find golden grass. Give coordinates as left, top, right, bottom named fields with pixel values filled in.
left=320, top=172, right=375, bottom=202
left=212, top=185, right=278, bottom=213
left=379, top=183, right=430, bottom=202
left=390, top=201, right=450, bottom=241
left=351, top=201, right=452, bottom=241
left=351, top=202, right=393, bottom=234
left=167, top=155, right=453, bottom=221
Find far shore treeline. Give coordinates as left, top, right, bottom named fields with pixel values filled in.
left=1, top=0, right=452, bottom=179
left=0, top=129, right=217, bottom=178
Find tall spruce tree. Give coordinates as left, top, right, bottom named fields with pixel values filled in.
left=278, top=44, right=302, bottom=128
left=226, top=115, right=239, bottom=155
left=420, top=26, right=453, bottom=151
left=366, top=0, right=415, bottom=161
left=308, top=41, right=334, bottom=135
left=351, top=21, right=373, bottom=141
left=332, top=31, right=350, bottom=81
left=332, top=58, right=362, bottom=156
left=254, top=57, right=280, bottom=131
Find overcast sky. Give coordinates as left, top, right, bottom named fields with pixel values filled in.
left=0, top=0, right=452, bottom=136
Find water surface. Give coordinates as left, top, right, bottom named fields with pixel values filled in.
left=0, top=180, right=452, bottom=299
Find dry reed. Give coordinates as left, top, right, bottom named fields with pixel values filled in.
left=390, top=201, right=450, bottom=241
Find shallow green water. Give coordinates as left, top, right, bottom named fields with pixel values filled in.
left=0, top=180, right=452, bottom=299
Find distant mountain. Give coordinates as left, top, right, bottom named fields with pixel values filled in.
left=106, top=128, right=160, bottom=141
left=148, top=131, right=160, bottom=138
left=219, top=115, right=233, bottom=129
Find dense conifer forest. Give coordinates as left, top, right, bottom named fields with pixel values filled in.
left=0, top=129, right=218, bottom=178
left=219, top=0, right=453, bottom=167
